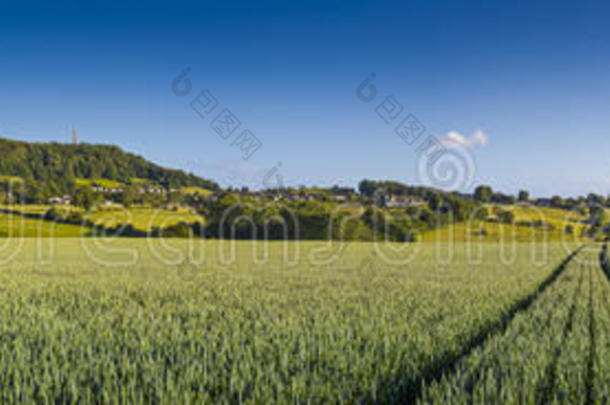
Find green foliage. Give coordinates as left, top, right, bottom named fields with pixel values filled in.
left=358, top=179, right=377, bottom=198
left=493, top=206, right=515, bottom=223
left=587, top=193, right=606, bottom=207
left=74, top=186, right=99, bottom=210
left=474, top=185, right=493, bottom=202
left=120, top=185, right=139, bottom=208
left=357, top=179, right=452, bottom=202
left=518, top=189, right=530, bottom=201
left=0, top=137, right=218, bottom=199
left=490, top=191, right=516, bottom=204
left=200, top=194, right=475, bottom=242
left=589, top=205, right=605, bottom=231
left=151, top=221, right=194, bottom=238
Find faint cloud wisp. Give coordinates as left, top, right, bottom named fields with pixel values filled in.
left=439, top=130, right=488, bottom=149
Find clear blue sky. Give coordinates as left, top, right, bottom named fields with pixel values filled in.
left=1, top=0, right=610, bottom=197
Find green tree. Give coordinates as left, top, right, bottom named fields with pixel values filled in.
left=474, top=185, right=493, bottom=202
left=518, top=190, right=529, bottom=202
left=122, top=185, right=139, bottom=208
left=589, top=205, right=605, bottom=229
left=551, top=195, right=564, bottom=209
left=587, top=193, right=605, bottom=207
left=374, top=189, right=387, bottom=208
left=74, top=185, right=96, bottom=210
left=496, top=209, right=515, bottom=224
left=358, top=180, right=377, bottom=198
left=24, top=180, right=44, bottom=204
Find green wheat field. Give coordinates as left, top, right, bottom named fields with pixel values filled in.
left=0, top=238, right=606, bottom=403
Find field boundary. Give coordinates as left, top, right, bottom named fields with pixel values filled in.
left=404, top=245, right=584, bottom=404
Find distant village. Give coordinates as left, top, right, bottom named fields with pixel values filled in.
left=18, top=175, right=601, bottom=217
left=46, top=182, right=431, bottom=209
left=44, top=184, right=575, bottom=214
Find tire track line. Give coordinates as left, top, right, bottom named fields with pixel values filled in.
left=534, top=260, right=585, bottom=405
left=406, top=246, right=583, bottom=404
left=585, top=260, right=596, bottom=405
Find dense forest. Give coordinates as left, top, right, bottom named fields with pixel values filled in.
left=0, top=137, right=219, bottom=199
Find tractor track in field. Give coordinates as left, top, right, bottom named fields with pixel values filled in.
left=585, top=262, right=596, bottom=405
left=599, top=244, right=610, bottom=281
left=534, top=260, right=585, bottom=405
left=403, top=246, right=583, bottom=404
left=589, top=242, right=610, bottom=405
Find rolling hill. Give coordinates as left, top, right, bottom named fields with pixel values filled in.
left=0, top=137, right=218, bottom=196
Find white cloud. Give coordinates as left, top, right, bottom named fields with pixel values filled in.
left=439, top=129, right=488, bottom=149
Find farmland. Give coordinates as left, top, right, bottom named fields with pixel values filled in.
left=85, top=207, right=203, bottom=232
left=0, top=211, right=86, bottom=237
left=421, top=246, right=606, bottom=402
left=0, top=202, right=587, bottom=244
left=421, top=204, right=588, bottom=243
left=0, top=205, right=204, bottom=236
left=0, top=239, right=606, bottom=403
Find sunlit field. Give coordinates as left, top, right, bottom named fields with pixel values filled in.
left=0, top=212, right=86, bottom=237
left=421, top=204, right=587, bottom=243
left=86, top=207, right=204, bottom=231
left=0, top=238, right=603, bottom=403
left=0, top=206, right=203, bottom=235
